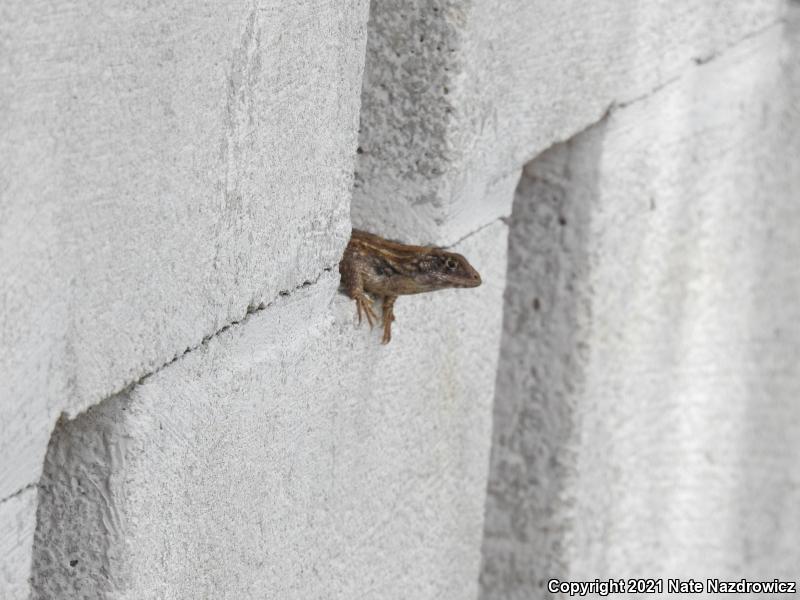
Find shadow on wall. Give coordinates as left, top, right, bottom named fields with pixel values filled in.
left=30, top=395, right=131, bottom=600
left=478, top=121, right=607, bottom=600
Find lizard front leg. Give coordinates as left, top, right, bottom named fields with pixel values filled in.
left=340, top=253, right=377, bottom=328
left=355, top=292, right=377, bottom=328
left=381, top=295, right=397, bottom=344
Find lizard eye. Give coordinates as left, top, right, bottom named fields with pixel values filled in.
left=445, top=257, right=458, bottom=271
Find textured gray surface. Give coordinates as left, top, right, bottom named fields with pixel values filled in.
left=0, top=1, right=369, bottom=595
left=3, top=2, right=799, bottom=598
left=31, top=222, right=507, bottom=600
left=353, top=0, right=785, bottom=244
left=481, top=14, right=800, bottom=599
left=0, top=0, right=369, bottom=499
left=0, top=488, right=36, bottom=599
left=479, top=143, right=600, bottom=598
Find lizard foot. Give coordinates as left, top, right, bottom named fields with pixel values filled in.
left=381, top=297, right=396, bottom=344
left=381, top=318, right=393, bottom=344
left=355, top=294, right=377, bottom=328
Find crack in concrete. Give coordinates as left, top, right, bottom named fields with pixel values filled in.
left=490, top=12, right=789, bottom=216
left=0, top=482, right=37, bottom=505
left=613, top=73, right=683, bottom=111
left=0, top=266, right=339, bottom=507
left=128, top=265, right=337, bottom=391
left=614, top=17, right=786, bottom=111
left=450, top=217, right=507, bottom=248
left=698, top=17, right=787, bottom=64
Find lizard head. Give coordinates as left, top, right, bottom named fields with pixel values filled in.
left=413, top=249, right=482, bottom=290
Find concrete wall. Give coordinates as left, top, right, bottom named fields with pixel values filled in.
left=480, top=8, right=800, bottom=599
left=0, top=0, right=368, bottom=501
left=2, top=0, right=798, bottom=598
left=30, top=231, right=506, bottom=598
left=1, top=0, right=371, bottom=595
left=353, top=0, right=785, bottom=243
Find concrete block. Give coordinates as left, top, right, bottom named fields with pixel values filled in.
left=0, top=0, right=370, bottom=502
left=481, top=16, right=800, bottom=598
left=353, top=0, right=785, bottom=244
left=30, top=221, right=508, bottom=599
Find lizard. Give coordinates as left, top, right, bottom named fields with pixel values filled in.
left=339, top=228, right=482, bottom=344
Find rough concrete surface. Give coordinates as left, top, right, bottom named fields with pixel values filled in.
left=481, top=13, right=800, bottom=599
left=479, top=142, right=600, bottom=599
left=0, top=488, right=37, bottom=598
left=0, top=0, right=369, bottom=501
left=353, top=0, right=786, bottom=244
left=3, top=1, right=799, bottom=599
left=30, top=222, right=507, bottom=600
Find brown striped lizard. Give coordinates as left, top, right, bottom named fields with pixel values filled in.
left=339, top=229, right=482, bottom=343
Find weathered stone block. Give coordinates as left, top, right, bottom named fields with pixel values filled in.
left=31, top=222, right=507, bottom=599
left=0, top=0, right=370, bottom=501
left=354, top=0, right=785, bottom=243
